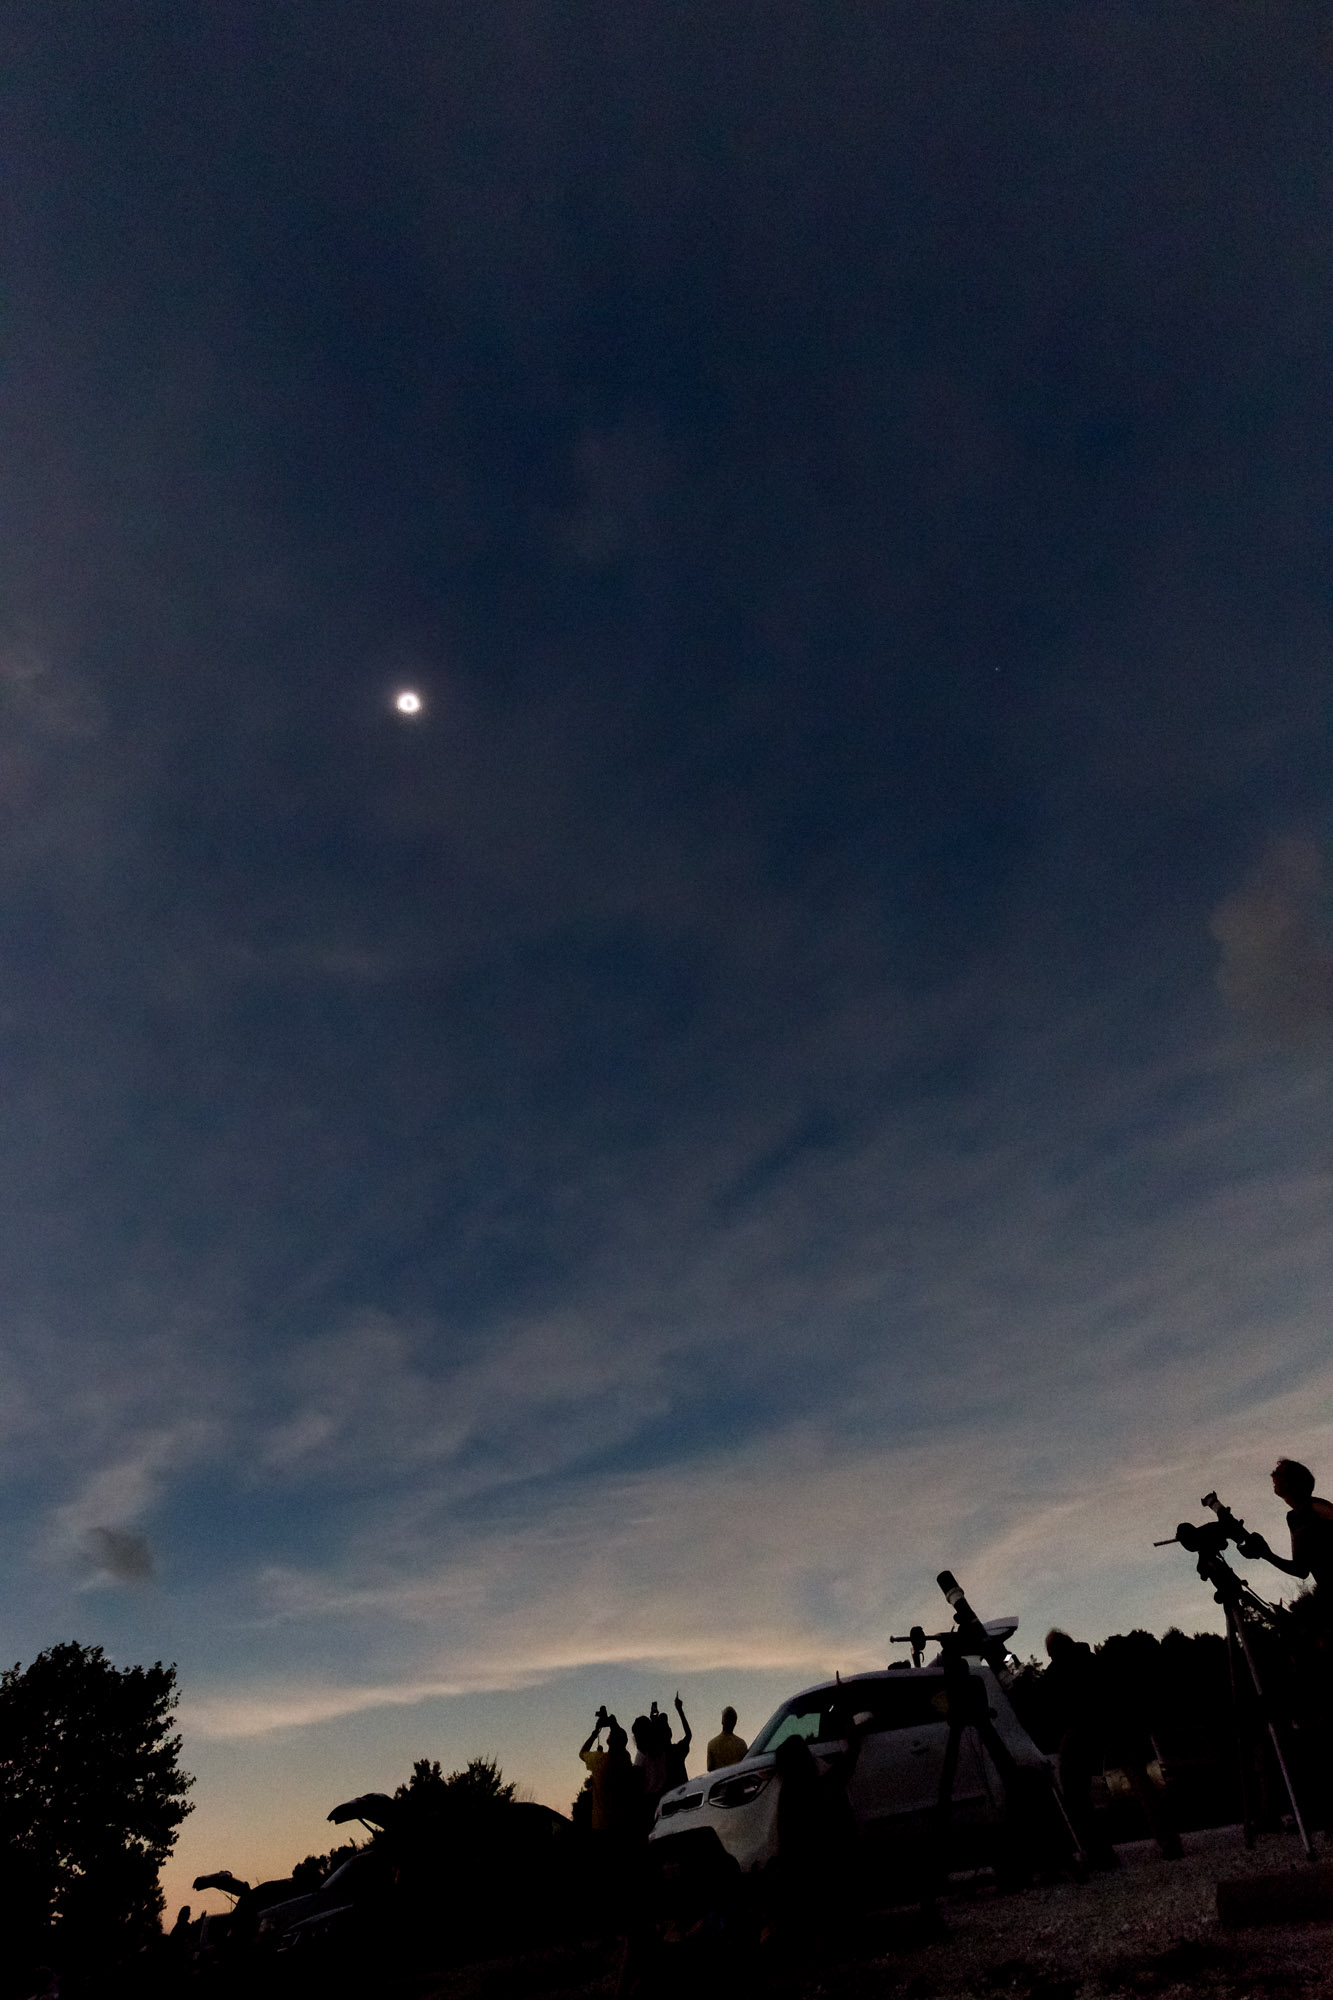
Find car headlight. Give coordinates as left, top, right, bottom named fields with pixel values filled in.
left=708, top=1769, right=772, bottom=1809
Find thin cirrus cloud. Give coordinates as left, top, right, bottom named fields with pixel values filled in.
left=24, top=836, right=1330, bottom=1654
left=154, top=892, right=1333, bottom=1744
left=188, top=1359, right=1333, bottom=1743
left=1211, top=834, right=1333, bottom=1034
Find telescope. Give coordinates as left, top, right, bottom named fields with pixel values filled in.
left=1154, top=1518, right=1232, bottom=1558
left=1155, top=1490, right=1313, bottom=1860
left=936, top=1570, right=1015, bottom=1676
left=1153, top=1490, right=1255, bottom=1561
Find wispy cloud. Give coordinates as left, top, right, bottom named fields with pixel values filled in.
left=0, top=631, right=106, bottom=742
left=43, top=1423, right=216, bottom=1587
left=1212, top=833, right=1333, bottom=1034
left=187, top=1349, right=1333, bottom=1739
left=170, top=1006, right=1331, bottom=1738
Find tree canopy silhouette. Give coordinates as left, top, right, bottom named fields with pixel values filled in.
left=0, top=1641, right=193, bottom=1959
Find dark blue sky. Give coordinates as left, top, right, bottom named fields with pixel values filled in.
left=3, top=0, right=1330, bottom=1890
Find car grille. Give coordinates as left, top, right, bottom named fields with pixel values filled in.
left=659, top=1791, right=704, bottom=1817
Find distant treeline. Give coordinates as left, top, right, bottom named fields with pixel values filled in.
left=1010, top=1627, right=1231, bottom=1751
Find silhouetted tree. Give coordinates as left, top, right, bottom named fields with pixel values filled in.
left=0, top=1641, right=192, bottom=1964
left=395, top=1753, right=516, bottom=1809
left=377, top=1753, right=578, bottom=1965
left=290, top=1839, right=361, bottom=1888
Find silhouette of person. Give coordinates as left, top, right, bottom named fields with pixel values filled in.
left=578, top=1709, right=639, bottom=1908
left=1044, top=1628, right=1180, bottom=1866
left=1243, top=1460, right=1333, bottom=1821
left=761, top=1721, right=864, bottom=1955
left=1242, top=1460, right=1333, bottom=1609
left=632, top=1712, right=669, bottom=1830
left=706, top=1707, right=748, bottom=1771
left=580, top=1709, right=637, bottom=1838
left=664, top=1692, right=692, bottom=1789
left=1043, top=1629, right=1118, bottom=1868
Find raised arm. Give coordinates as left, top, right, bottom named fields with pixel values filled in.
left=674, top=1691, right=692, bottom=1750
left=579, top=1705, right=610, bottom=1756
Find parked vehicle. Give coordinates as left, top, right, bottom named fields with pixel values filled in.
left=256, top=1849, right=390, bottom=1943
left=649, top=1617, right=1058, bottom=1879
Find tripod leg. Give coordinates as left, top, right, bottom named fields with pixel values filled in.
left=1263, top=1718, right=1316, bottom=1863
left=1225, top=1612, right=1256, bottom=1850
left=1046, top=1772, right=1087, bottom=1871
left=977, top=1719, right=1082, bottom=1880
left=1231, top=1608, right=1316, bottom=1862
left=929, top=1719, right=964, bottom=1898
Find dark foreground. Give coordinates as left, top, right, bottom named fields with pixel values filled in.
left=27, top=1826, right=1333, bottom=2000
left=414, top=1828, right=1333, bottom=2000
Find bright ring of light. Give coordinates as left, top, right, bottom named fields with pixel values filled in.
left=394, top=690, right=423, bottom=716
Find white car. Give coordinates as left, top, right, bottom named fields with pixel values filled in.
left=649, top=1623, right=1055, bottom=1877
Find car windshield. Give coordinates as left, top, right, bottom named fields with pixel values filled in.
left=749, top=1676, right=952, bottom=1753
left=748, top=1704, right=820, bottom=1752
left=749, top=1689, right=838, bottom=1754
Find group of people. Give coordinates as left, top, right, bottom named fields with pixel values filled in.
left=577, top=1698, right=750, bottom=1843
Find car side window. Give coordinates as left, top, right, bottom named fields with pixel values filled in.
left=752, top=1677, right=956, bottom=1754
left=844, top=1680, right=950, bottom=1733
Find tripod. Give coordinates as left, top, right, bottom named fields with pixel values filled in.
left=904, top=1573, right=1082, bottom=1889
left=1197, top=1545, right=1315, bottom=1861
left=931, top=1641, right=1082, bottom=1880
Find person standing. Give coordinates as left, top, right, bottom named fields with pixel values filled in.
left=1044, top=1629, right=1180, bottom=1865
left=1242, top=1459, right=1333, bottom=1611
left=1043, top=1630, right=1118, bottom=1868
left=578, top=1708, right=637, bottom=1839
left=664, top=1692, right=693, bottom=1789
left=1242, top=1458, right=1333, bottom=1826
left=706, top=1707, right=748, bottom=1771
left=631, top=1712, right=669, bottom=1831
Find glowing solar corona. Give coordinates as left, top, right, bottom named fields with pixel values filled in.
left=394, top=689, right=423, bottom=716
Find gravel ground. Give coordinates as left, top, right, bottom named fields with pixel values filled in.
left=817, top=1826, right=1333, bottom=2000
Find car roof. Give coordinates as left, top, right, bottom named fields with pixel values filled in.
left=777, top=1619, right=1019, bottom=1704
left=779, top=1664, right=947, bottom=1703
